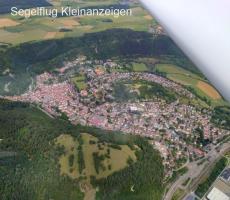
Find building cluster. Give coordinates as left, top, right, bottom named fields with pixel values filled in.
left=79, top=71, right=194, bottom=107
left=4, top=58, right=230, bottom=175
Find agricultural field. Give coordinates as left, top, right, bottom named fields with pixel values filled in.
left=197, top=81, right=221, bottom=100
left=0, top=18, right=19, bottom=28
left=155, top=64, right=228, bottom=106
left=0, top=1, right=156, bottom=45
left=50, top=0, right=120, bottom=7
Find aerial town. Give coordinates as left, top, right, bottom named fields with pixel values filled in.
left=5, top=56, right=230, bottom=177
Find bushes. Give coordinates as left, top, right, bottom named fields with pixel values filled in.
left=68, top=154, right=74, bottom=167
left=211, top=106, right=230, bottom=130
left=93, top=152, right=106, bottom=174
left=108, top=144, right=122, bottom=150
left=77, top=146, right=85, bottom=174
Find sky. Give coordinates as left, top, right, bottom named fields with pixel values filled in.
left=140, top=0, right=230, bottom=101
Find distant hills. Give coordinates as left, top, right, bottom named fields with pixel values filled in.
left=0, top=0, right=52, bottom=14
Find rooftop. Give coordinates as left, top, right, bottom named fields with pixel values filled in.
left=207, top=187, right=230, bottom=200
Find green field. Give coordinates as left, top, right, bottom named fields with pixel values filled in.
left=50, top=0, right=120, bottom=7
left=132, top=62, right=148, bottom=72
left=155, top=64, right=228, bottom=106
left=0, top=1, right=155, bottom=45
left=172, top=188, right=185, bottom=200
left=55, top=132, right=137, bottom=199
left=55, top=133, right=136, bottom=180
left=71, top=74, right=87, bottom=90
left=55, top=134, right=80, bottom=178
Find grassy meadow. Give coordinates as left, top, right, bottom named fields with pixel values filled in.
left=132, top=62, right=148, bottom=72
left=55, top=133, right=136, bottom=179
left=155, top=64, right=229, bottom=106
left=55, top=132, right=137, bottom=199
left=71, top=74, right=87, bottom=90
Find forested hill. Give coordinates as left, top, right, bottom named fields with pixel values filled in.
left=0, top=28, right=197, bottom=75
left=0, top=28, right=200, bottom=96
left=0, top=99, right=164, bottom=200
left=0, top=0, right=52, bottom=14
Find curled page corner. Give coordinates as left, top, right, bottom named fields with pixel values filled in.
left=140, top=0, right=230, bottom=101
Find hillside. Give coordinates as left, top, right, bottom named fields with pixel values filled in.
left=0, top=99, right=164, bottom=200
left=0, top=28, right=199, bottom=95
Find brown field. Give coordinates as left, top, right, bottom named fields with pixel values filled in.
left=144, top=15, right=153, bottom=20
left=60, top=18, right=80, bottom=28
left=0, top=18, right=19, bottom=28
left=44, top=32, right=57, bottom=39
left=197, top=81, right=221, bottom=100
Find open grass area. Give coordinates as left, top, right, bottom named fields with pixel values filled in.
left=55, top=134, right=80, bottom=178
left=55, top=132, right=137, bottom=199
left=156, top=64, right=203, bottom=85
left=172, top=188, right=185, bottom=200
left=155, top=64, right=227, bottom=106
left=132, top=62, right=148, bottom=72
left=55, top=133, right=136, bottom=180
left=71, top=74, right=87, bottom=90
left=81, top=133, right=136, bottom=179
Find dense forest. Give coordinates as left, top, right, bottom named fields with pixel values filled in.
left=211, top=106, right=230, bottom=130
left=0, top=99, right=164, bottom=200
left=0, top=29, right=198, bottom=75
left=92, top=138, right=164, bottom=200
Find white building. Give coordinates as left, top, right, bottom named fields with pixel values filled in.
left=207, top=187, right=230, bottom=200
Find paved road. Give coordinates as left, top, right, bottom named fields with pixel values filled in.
left=163, top=141, right=230, bottom=200
left=163, top=160, right=205, bottom=200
